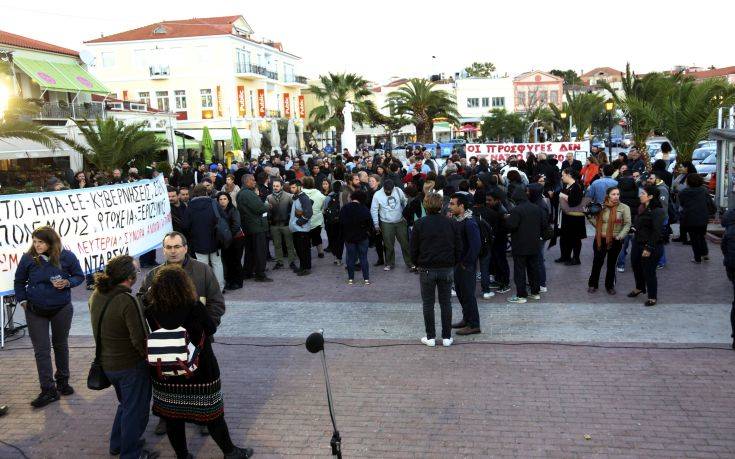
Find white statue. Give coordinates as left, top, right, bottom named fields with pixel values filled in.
left=341, top=101, right=357, bottom=154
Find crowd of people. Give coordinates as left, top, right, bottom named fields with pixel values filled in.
left=8, top=140, right=735, bottom=458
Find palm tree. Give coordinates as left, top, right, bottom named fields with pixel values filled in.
left=563, top=91, right=605, bottom=141
left=73, top=117, right=168, bottom=172
left=385, top=78, right=459, bottom=143
left=0, top=97, right=71, bottom=149
left=307, top=73, right=377, bottom=150
left=480, top=108, right=525, bottom=142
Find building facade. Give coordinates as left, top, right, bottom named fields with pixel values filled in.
left=84, top=15, right=308, bottom=156
left=513, top=71, right=564, bottom=113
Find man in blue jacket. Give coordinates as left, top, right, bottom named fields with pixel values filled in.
left=185, top=184, right=225, bottom=289
left=449, top=193, right=482, bottom=336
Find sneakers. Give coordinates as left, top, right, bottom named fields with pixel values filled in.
left=656, top=264, right=665, bottom=270
left=528, top=293, right=541, bottom=300
left=539, top=286, right=548, bottom=293
left=383, top=265, right=393, bottom=271
left=57, top=380, right=74, bottom=396
left=334, top=260, right=343, bottom=266
left=616, top=266, right=625, bottom=273
left=347, top=279, right=354, bottom=285
left=456, top=327, right=481, bottom=336
left=442, top=338, right=454, bottom=347
left=409, top=266, right=418, bottom=273
left=482, top=291, right=495, bottom=299
left=488, top=281, right=502, bottom=290
left=272, top=262, right=284, bottom=270
left=296, top=269, right=311, bottom=276
left=451, top=289, right=457, bottom=297
left=364, top=279, right=371, bottom=285
left=31, top=388, right=59, bottom=408
left=476, top=272, right=482, bottom=281
left=507, top=296, right=527, bottom=304
left=496, top=285, right=511, bottom=294
left=420, top=337, right=436, bottom=347
left=224, top=446, right=254, bottom=459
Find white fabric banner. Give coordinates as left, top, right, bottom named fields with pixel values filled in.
left=0, top=176, right=172, bottom=296
left=465, top=141, right=591, bottom=163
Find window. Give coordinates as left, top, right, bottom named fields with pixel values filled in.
left=550, top=90, right=559, bottom=105
left=200, top=89, right=213, bottom=108
left=236, top=49, right=251, bottom=73
left=481, top=97, right=490, bottom=107
left=467, top=97, right=479, bottom=108
left=174, top=90, right=187, bottom=110
left=138, top=91, right=150, bottom=106
left=492, top=97, right=505, bottom=108
left=516, top=91, right=525, bottom=106
left=283, top=63, right=295, bottom=81
left=101, top=52, right=115, bottom=68
left=155, top=91, right=169, bottom=111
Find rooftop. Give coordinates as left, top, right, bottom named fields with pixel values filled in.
left=0, top=29, right=79, bottom=57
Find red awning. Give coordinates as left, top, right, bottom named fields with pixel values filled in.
left=460, top=124, right=478, bottom=132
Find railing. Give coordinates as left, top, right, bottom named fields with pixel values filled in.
left=36, top=101, right=105, bottom=119
left=284, top=74, right=307, bottom=84
left=149, top=65, right=170, bottom=78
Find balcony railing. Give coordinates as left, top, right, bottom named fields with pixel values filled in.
left=284, top=74, right=308, bottom=85
left=149, top=65, right=170, bottom=78
left=36, top=101, right=105, bottom=120
left=235, top=62, right=280, bottom=81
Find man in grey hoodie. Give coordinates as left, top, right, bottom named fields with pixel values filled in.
left=289, top=180, right=314, bottom=276
left=370, top=179, right=414, bottom=271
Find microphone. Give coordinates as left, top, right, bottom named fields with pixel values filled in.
left=305, top=330, right=324, bottom=354
left=305, top=329, right=342, bottom=458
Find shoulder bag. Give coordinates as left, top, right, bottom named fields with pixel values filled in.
left=87, top=293, right=120, bottom=390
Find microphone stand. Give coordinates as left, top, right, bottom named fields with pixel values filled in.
left=320, top=344, right=341, bottom=458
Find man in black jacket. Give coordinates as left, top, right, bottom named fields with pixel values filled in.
left=505, top=187, right=545, bottom=303
left=410, top=192, right=462, bottom=347
left=561, top=152, right=583, bottom=173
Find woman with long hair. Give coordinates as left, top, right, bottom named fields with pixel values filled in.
left=216, top=191, right=244, bottom=291
left=580, top=156, right=600, bottom=188
left=557, top=168, right=586, bottom=265
left=629, top=185, right=667, bottom=306
left=13, top=226, right=84, bottom=407
left=221, top=174, right=240, bottom=204
left=146, top=265, right=253, bottom=459
left=324, top=180, right=345, bottom=264
left=587, top=187, right=631, bottom=294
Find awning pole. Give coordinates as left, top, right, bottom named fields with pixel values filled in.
left=70, top=91, right=80, bottom=118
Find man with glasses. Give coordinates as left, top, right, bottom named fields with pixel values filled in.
left=138, top=231, right=225, bottom=437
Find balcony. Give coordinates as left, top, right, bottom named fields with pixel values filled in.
left=283, top=74, right=308, bottom=87
left=149, top=65, right=170, bottom=79
left=235, top=62, right=266, bottom=79
left=35, top=101, right=105, bottom=120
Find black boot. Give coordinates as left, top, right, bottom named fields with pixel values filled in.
left=31, top=388, right=59, bottom=408
left=225, top=446, right=254, bottom=459
left=56, top=379, right=74, bottom=396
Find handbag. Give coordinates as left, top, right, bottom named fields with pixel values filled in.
left=87, top=293, right=120, bottom=391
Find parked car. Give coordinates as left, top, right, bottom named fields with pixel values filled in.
left=697, top=140, right=716, bottom=149
left=609, top=134, right=623, bottom=147
left=647, top=136, right=677, bottom=162
left=591, top=137, right=606, bottom=149
left=622, top=134, right=633, bottom=148
left=697, top=152, right=717, bottom=182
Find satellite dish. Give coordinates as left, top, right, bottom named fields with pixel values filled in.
left=79, top=50, right=96, bottom=67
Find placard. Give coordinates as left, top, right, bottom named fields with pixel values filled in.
left=465, top=141, right=591, bottom=163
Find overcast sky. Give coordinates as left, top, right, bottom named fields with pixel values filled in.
left=1, top=0, right=731, bottom=83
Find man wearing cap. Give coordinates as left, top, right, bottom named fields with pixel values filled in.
left=370, top=179, right=414, bottom=271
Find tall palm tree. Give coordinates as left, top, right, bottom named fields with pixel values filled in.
left=563, top=91, right=605, bottom=141
left=307, top=73, right=377, bottom=150
left=0, top=97, right=70, bottom=149
left=385, top=78, right=459, bottom=143
left=73, top=117, right=168, bottom=172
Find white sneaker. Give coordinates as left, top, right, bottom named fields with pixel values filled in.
left=616, top=266, right=625, bottom=273
left=529, top=293, right=541, bottom=300
left=482, top=291, right=495, bottom=299
left=383, top=265, right=392, bottom=271
left=508, top=296, right=527, bottom=304
left=421, top=337, right=436, bottom=347
left=451, top=289, right=457, bottom=297
left=539, top=286, right=548, bottom=293
left=442, top=338, right=454, bottom=347
left=476, top=272, right=481, bottom=281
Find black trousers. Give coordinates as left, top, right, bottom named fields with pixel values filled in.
left=325, top=222, right=344, bottom=259
left=491, top=237, right=510, bottom=286
left=293, top=231, right=312, bottom=270
left=222, top=238, right=244, bottom=287
left=631, top=239, right=663, bottom=300
left=454, top=265, right=480, bottom=328
left=420, top=268, right=453, bottom=339
left=513, top=254, right=540, bottom=298
left=588, top=239, right=622, bottom=289
left=559, top=234, right=582, bottom=261
left=166, top=416, right=234, bottom=459
left=685, top=225, right=709, bottom=262
left=727, top=270, right=735, bottom=341
left=369, top=230, right=385, bottom=263
left=243, top=232, right=266, bottom=278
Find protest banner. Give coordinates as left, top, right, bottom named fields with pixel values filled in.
left=465, top=141, right=591, bottom=163
left=0, top=176, right=172, bottom=296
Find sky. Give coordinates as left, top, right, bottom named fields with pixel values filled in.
left=0, top=0, right=732, bottom=83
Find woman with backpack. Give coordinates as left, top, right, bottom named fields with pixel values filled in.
left=145, top=265, right=253, bottom=459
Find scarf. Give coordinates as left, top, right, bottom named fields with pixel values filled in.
left=272, top=190, right=283, bottom=203
left=454, top=209, right=473, bottom=222
left=595, top=199, right=619, bottom=249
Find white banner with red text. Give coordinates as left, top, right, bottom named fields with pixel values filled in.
left=465, top=141, right=591, bottom=163
left=0, top=176, right=172, bottom=296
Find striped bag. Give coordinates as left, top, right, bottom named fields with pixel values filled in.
left=146, top=325, right=205, bottom=378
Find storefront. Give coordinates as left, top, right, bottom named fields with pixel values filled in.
left=0, top=138, right=76, bottom=192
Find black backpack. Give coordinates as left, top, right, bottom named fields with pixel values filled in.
left=324, top=193, right=341, bottom=225
left=474, top=215, right=493, bottom=258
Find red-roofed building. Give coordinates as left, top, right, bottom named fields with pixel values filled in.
left=683, top=66, right=735, bottom=84
left=83, top=14, right=307, bottom=159
left=580, top=67, right=624, bottom=86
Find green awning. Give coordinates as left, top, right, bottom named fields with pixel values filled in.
left=13, top=56, right=108, bottom=93
left=157, top=133, right=201, bottom=150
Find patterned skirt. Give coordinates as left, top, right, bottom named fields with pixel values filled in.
left=152, top=377, right=224, bottom=424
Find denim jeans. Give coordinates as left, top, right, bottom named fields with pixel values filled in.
left=106, top=361, right=151, bottom=459
left=479, top=253, right=492, bottom=293
left=345, top=239, right=370, bottom=280
left=491, top=237, right=510, bottom=286
left=454, top=265, right=480, bottom=328
left=616, top=234, right=632, bottom=269
left=419, top=267, right=454, bottom=339
left=538, top=243, right=547, bottom=287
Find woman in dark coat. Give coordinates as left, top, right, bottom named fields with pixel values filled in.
left=677, top=173, right=710, bottom=263
left=557, top=168, right=586, bottom=265
left=215, top=192, right=244, bottom=291
left=146, top=265, right=252, bottom=459
left=629, top=185, right=667, bottom=306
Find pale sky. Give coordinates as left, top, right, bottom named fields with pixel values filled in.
left=0, top=0, right=732, bottom=83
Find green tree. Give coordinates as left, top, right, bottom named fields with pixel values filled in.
left=73, top=117, right=169, bottom=172
left=550, top=69, right=583, bottom=86
left=464, top=62, right=497, bottom=78
left=480, top=108, right=525, bottom=142
left=562, top=91, right=605, bottom=141
left=0, top=97, right=72, bottom=149
left=385, top=78, right=459, bottom=143
left=307, top=73, right=377, bottom=150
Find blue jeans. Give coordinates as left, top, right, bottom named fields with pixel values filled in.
left=538, top=243, right=547, bottom=287
left=616, top=234, right=632, bottom=269
left=454, top=265, right=480, bottom=328
left=346, top=239, right=370, bottom=280
left=479, top=253, right=492, bottom=293
left=106, top=361, right=151, bottom=459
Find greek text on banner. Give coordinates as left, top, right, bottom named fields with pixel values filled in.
left=0, top=176, right=173, bottom=296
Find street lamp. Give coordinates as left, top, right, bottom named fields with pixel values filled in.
left=605, top=99, right=614, bottom=162
left=560, top=111, right=568, bottom=141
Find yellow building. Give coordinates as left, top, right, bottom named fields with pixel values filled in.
left=84, top=15, right=307, bottom=158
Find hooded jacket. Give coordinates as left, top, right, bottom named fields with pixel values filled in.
left=303, top=188, right=327, bottom=228
left=370, top=186, right=407, bottom=227
left=267, top=190, right=294, bottom=226
left=505, top=187, right=545, bottom=256
left=14, top=249, right=84, bottom=309
left=186, top=196, right=220, bottom=254
left=289, top=191, right=314, bottom=233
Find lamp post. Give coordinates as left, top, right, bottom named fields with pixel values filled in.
left=605, top=99, right=614, bottom=163
left=560, top=111, right=568, bottom=141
